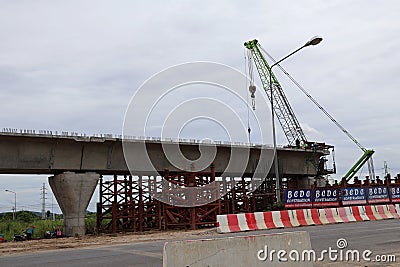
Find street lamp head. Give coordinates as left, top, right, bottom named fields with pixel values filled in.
left=305, top=36, right=323, bottom=47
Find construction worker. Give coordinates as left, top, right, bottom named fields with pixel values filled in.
left=25, top=225, right=35, bottom=240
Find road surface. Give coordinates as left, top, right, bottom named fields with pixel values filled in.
left=2, top=220, right=400, bottom=266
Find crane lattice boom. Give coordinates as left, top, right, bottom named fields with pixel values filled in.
left=244, top=39, right=307, bottom=146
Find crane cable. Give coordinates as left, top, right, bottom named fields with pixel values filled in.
left=258, top=44, right=366, bottom=152
left=259, top=44, right=376, bottom=180
left=244, top=48, right=251, bottom=143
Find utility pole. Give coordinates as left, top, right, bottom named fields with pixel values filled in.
left=5, top=189, right=16, bottom=221
left=268, top=36, right=322, bottom=203
left=384, top=161, right=388, bottom=178
left=52, top=194, right=55, bottom=221
left=41, top=183, right=47, bottom=219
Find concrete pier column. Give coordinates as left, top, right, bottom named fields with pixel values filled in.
left=49, top=172, right=99, bottom=237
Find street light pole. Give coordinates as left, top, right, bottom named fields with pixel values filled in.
left=269, top=36, right=323, bottom=203
left=5, top=189, right=16, bottom=221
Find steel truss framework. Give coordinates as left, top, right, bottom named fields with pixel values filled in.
left=97, top=169, right=400, bottom=233
left=96, top=166, right=282, bottom=233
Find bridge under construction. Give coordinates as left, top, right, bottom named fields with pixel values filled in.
left=0, top=37, right=381, bottom=237
left=0, top=131, right=330, bottom=235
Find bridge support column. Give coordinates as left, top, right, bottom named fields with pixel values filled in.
left=49, top=172, right=99, bottom=237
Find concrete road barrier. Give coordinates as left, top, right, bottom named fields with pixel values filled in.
left=337, top=207, right=356, bottom=222
left=310, top=209, right=322, bottom=225
left=294, top=209, right=315, bottom=226
left=351, top=206, right=369, bottom=221
left=388, top=204, right=400, bottom=218
left=163, top=231, right=313, bottom=267
left=303, top=209, right=317, bottom=226
left=371, top=205, right=384, bottom=220
left=316, top=209, right=329, bottom=225
left=271, top=211, right=285, bottom=228
left=217, top=205, right=400, bottom=234
left=377, top=205, right=393, bottom=219
left=326, top=208, right=343, bottom=223
left=262, top=211, right=277, bottom=229
left=254, top=212, right=268, bottom=229
left=288, top=210, right=300, bottom=227
left=364, top=205, right=377, bottom=220
left=375, top=205, right=393, bottom=220
left=280, top=210, right=294, bottom=228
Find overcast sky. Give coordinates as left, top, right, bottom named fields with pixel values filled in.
left=1, top=1, right=400, bottom=213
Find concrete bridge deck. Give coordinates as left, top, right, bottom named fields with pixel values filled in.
left=0, top=132, right=325, bottom=177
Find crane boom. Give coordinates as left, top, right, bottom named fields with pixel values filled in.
left=342, top=149, right=374, bottom=181
left=244, top=39, right=307, bottom=146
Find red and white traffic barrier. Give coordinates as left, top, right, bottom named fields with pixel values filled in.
left=287, top=210, right=300, bottom=227
left=337, top=207, right=356, bottom=222
left=253, top=212, right=268, bottom=230
left=271, top=210, right=285, bottom=228
left=387, top=204, right=400, bottom=218
left=216, top=214, right=232, bottom=233
left=364, top=205, right=377, bottom=220
left=395, top=204, right=400, bottom=217
left=350, top=205, right=370, bottom=221
left=257, top=211, right=275, bottom=229
left=244, top=213, right=258, bottom=231
left=375, top=205, right=393, bottom=219
left=292, top=209, right=316, bottom=226
left=217, top=205, right=399, bottom=233
left=310, top=209, right=322, bottom=225
left=370, top=205, right=384, bottom=220
left=279, top=210, right=294, bottom=228
left=317, top=208, right=331, bottom=225
left=324, top=208, right=343, bottom=224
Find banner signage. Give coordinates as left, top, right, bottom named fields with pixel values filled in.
left=284, top=189, right=312, bottom=208
left=313, top=188, right=339, bottom=207
left=341, top=188, right=367, bottom=205
left=367, top=186, right=390, bottom=204
left=390, top=186, right=400, bottom=203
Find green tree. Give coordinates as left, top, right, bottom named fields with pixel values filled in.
left=16, top=211, right=40, bottom=223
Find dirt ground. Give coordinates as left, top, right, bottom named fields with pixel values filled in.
left=0, top=228, right=218, bottom=256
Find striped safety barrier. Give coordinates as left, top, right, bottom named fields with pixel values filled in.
left=350, top=205, right=369, bottom=221
left=376, top=205, right=393, bottom=219
left=310, top=209, right=322, bottom=225
left=217, top=205, right=400, bottom=233
left=394, top=204, right=400, bottom=217
left=370, top=205, right=384, bottom=220
left=337, top=207, right=356, bottom=222
left=325, top=208, right=344, bottom=223
left=364, top=205, right=377, bottom=220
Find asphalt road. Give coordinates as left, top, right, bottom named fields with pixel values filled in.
left=2, top=220, right=400, bottom=267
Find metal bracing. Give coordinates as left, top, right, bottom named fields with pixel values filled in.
left=97, top=166, right=224, bottom=233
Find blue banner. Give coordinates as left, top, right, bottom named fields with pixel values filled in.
left=341, top=188, right=367, bottom=205
left=390, top=186, right=400, bottom=203
left=368, top=186, right=390, bottom=204
left=284, top=189, right=312, bottom=208
left=313, top=188, right=339, bottom=207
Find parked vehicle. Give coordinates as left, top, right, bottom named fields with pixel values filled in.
left=13, top=233, right=26, bottom=241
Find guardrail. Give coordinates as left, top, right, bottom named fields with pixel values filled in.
left=0, top=127, right=281, bottom=148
